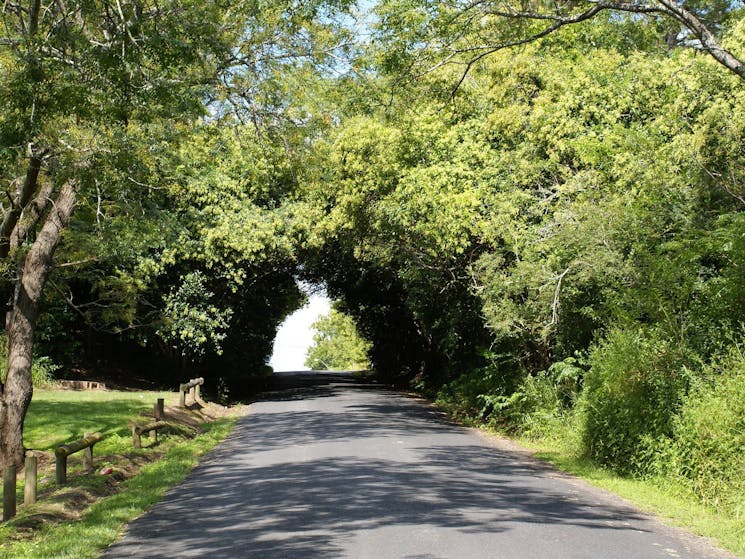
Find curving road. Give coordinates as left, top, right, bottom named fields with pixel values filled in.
left=101, top=371, right=733, bottom=559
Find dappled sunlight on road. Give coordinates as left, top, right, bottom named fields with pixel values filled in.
left=101, top=373, right=729, bottom=559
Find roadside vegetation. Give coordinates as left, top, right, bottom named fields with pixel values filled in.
left=2, top=0, right=744, bottom=555
left=0, top=386, right=241, bottom=558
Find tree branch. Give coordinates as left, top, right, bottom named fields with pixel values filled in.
left=0, top=154, right=43, bottom=259
left=433, top=0, right=745, bottom=90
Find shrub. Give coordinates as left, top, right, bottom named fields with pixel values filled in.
left=479, top=356, right=584, bottom=438
left=579, top=328, right=692, bottom=474
left=0, top=334, right=59, bottom=388
left=665, top=352, right=745, bottom=516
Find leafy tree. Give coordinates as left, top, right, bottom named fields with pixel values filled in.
left=0, top=0, right=356, bottom=469
left=158, top=271, right=233, bottom=369
left=373, top=0, right=745, bottom=87
left=301, top=10, right=745, bottom=494
left=0, top=0, right=243, bottom=470
left=305, top=305, right=371, bottom=370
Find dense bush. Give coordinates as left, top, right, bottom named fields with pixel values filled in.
left=579, top=328, right=693, bottom=473
left=663, top=352, right=745, bottom=516
left=0, top=335, right=59, bottom=388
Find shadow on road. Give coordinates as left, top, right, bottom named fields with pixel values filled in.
left=101, top=371, right=676, bottom=559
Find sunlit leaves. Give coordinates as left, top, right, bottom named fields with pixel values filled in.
left=305, top=305, right=371, bottom=370
left=159, top=271, right=233, bottom=361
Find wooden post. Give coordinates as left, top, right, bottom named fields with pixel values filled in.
left=132, top=425, right=141, bottom=449
left=3, top=465, right=16, bottom=521
left=56, top=454, right=67, bottom=485
left=154, top=398, right=164, bottom=420
left=179, top=384, right=187, bottom=408
left=24, top=452, right=37, bottom=505
left=82, top=433, right=93, bottom=471
left=195, top=382, right=201, bottom=402
left=55, top=432, right=102, bottom=484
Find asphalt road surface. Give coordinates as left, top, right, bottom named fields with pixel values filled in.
left=101, top=371, right=733, bottom=559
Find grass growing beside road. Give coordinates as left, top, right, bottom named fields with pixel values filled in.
left=514, top=435, right=745, bottom=558
left=24, top=389, right=175, bottom=454
left=0, top=388, right=242, bottom=558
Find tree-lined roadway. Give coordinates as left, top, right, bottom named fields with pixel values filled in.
left=101, top=372, right=732, bottom=559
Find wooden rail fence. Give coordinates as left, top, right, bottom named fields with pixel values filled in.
left=3, top=382, right=205, bottom=522
left=132, top=421, right=168, bottom=448
left=179, top=377, right=204, bottom=408
left=3, top=435, right=101, bottom=521
left=55, top=432, right=103, bottom=485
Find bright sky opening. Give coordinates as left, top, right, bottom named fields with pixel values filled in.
left=269, top=288, right=331, bottom=371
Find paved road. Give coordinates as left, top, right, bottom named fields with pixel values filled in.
left=101, top=372, right=732, bottom=559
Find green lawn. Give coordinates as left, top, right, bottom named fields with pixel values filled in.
left=0, top=388, right=240, bottom=558
left=24, top=389, right=175, bottom=454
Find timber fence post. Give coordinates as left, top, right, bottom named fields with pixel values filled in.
left=24, top=452, right=37, bottom=505
left=55, top=432, right=103, bottom=484
left=83, top=433, right=93, bottom=471
left=3, top=465, right=16, bottom=521
left=56, top=454, right=67, bottom=485
left=155, top=398, right=164, bottom=420
left=179, top=378, right=204, bottom=407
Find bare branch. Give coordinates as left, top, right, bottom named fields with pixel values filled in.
left=419, top=0, right=745, bottom=90
left=54, top=257, right=98, bottom=269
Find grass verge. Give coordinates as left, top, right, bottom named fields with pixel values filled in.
left=0, top=389, right=242, bottom=558
left=514, top=435, right=745, bottom=557
left=24, top=389, right=177, bottom=454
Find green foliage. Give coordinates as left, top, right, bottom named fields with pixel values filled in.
left=1, top=0, right=744, bottom=541
left=438, top=355, right=584, bottom=438
left=0, top=335, right=59, bottom=389
left=158, top=272, right=233, bottom=363
left=305, top=305, right=371, bottom=370
left=663, top=351, right=745, bottom=516
left=294, top=16, right=745, bottom=540
left=579, top=329, right=693, bottom=473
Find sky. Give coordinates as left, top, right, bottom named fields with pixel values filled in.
left=268, top=288, right=331, bottom=371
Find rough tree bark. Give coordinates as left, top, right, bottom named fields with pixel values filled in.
left=0, top=181, right=77, bottom=471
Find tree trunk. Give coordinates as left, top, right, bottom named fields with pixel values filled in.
left=0, top=182, right=77, bottom=471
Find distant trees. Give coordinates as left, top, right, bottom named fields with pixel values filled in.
left=305, top=305, right=371, bottom=371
